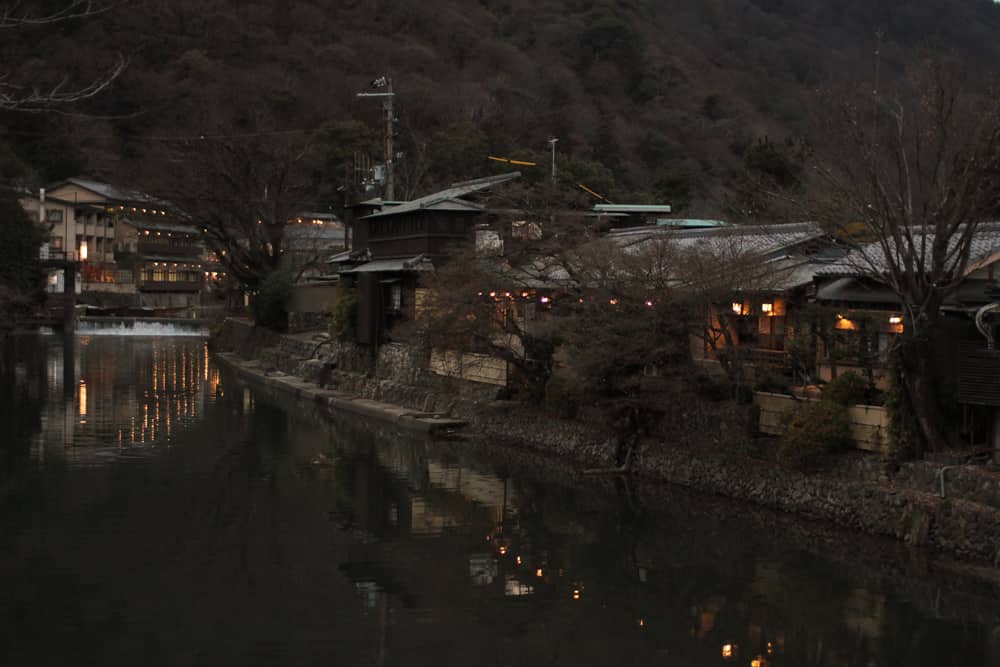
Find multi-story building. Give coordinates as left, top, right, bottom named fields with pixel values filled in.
left=36, top=178, right=206, bottom=309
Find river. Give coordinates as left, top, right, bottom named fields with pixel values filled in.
left=1, top=334, right=998, bottom=666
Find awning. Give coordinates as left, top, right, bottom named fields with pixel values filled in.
left=340, top=256, right=434, bottom=274
left=815, top=277, right=899, bottom=304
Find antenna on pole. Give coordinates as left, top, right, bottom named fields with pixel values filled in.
left=357, top=76, right=396, bottom=200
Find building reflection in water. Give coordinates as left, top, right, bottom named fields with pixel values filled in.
left=29, top=335, right=221, bottom=464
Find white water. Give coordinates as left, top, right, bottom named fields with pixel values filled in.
left=76, top=321, right=209, bottom=337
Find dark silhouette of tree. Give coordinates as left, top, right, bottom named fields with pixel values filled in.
left=808, top=61, right=1000, bottom=454
left=0, top=1, right=126, bottom=111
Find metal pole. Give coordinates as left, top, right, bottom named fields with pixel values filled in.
left=548, top=137, right=558, bottom=185
left=357, top=80, right=397, bottom=201
left=384, top=79, right=395, bottom=200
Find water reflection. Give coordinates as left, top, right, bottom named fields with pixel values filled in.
left=2, top=336, right=1000, bottom=666
left=7, top=334, right=221, bottom=466
left=305, top=414, right=1000, bottom=666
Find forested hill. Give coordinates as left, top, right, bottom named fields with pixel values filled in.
left=3, top=0, right=1000, bottom=213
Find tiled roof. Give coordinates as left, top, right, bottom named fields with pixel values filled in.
left=613, top=221, right=827, bottom=258
left=360, top=172, right=520, bottom=220
left=339, top=256, right=435, bottom=273
left=59, top=177, right=160, bottom=204
left=817, top=222, right=1000, bottom=277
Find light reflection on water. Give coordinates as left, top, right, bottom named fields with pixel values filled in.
left=1, top=335, right=1000, bottom=665
left=23, top=335, right=222, bottom=466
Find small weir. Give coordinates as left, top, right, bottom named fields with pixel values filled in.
left=76, top=317, right=209, bottom=337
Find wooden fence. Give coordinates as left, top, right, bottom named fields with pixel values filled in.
left=430, top=349, right=509, bottom=387
left=755, top=391, right=890, bottom=454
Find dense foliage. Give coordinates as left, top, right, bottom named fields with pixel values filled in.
left=2, top=0, right=1000, bottom=213
left=0, top=190, right=45, bottom=323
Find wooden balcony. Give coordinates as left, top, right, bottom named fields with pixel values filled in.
left=137, top=241, right=202, bottom=257
left=138, top=280, right=202, bottom=293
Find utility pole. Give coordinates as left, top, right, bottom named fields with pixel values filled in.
left=547, top=136, right=558, bottom=186
left=357, top=77, right=396, bottom=200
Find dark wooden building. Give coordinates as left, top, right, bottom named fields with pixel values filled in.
left=332, top=172, right=520, bottom=345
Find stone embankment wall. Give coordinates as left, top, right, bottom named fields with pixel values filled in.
left=212, top=318, right=1000, bottom=566
left=212, top=319, right=619, bottom=466
left=641, top=447, right=1000, bottom=565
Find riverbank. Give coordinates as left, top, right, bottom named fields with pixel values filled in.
left=212, top=318, right=1000, bottom=567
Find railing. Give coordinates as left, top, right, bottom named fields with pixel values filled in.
left=137, top=241, right=202, bottom=257
left=138, top=280, right=202, bottom=292
left=40, top=249, right=71, bottom=262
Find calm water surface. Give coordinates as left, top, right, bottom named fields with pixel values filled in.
left=1, top=334, right=999, bottom=666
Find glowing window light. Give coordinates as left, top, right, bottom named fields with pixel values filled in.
left=889, top=315, right=902, bottom=325
left=79, top=380, right=87, bottom=417
left=721, top=644, right=735, bottom=660
left=609, top=298, right=619, bottom=305
left=645, top=300, right=654, bottom=308
left=750, top=658, right=763, bottom=667
left=572, top=589, right=581, bottom=600
left=732, top=302, right=743, bottom=315
left=540, top=296, right=551, bottom=304
left=761, top=302, right=773, bottom=314
left=79, top=241, right=88, bottom=261
left=535, top=568, right=543, bottom=577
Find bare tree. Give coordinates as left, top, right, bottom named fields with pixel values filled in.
left=0, top=1, right=126, bottom=111
left=161, top=132, right=319, bottom=292
left=807, top=61, right=1000, bottom=452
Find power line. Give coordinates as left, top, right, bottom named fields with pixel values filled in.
left=0, top=126, right=330, bottom=141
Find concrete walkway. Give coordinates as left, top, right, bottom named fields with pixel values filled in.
left=214, top=352, right=467, bottom=436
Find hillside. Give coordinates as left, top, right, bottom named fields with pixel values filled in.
left=2, top=0, right=1000, bottom=214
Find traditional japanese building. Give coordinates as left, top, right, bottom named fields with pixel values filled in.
left=331, top=172, right=521, bottom=345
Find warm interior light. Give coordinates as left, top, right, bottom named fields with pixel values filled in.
left=79, top=381, right=87, bottom=417
left=535, top=568, right=543, bottom=577
left=79, top=241, right=88, bottom=261
left=540, top=296, right=551, bottom=304
left=722, top=644, right=735, bottom=660
left=889, top=316, right=902, bottom=325
left=761, top=302, right=773, bottom=314
left=732, top=302, right=743, bottom=315
left=750, top=658, right=763, bottom=667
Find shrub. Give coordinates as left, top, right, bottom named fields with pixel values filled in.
left=252, top=269, right=292, bottom=331
left=821, top=372, right=871, bottom=406
left=544, top=373, right=582, bottom=419
left=328, top=289, right=357, bottom=342
left=777, top=399, right=852, bottom=472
